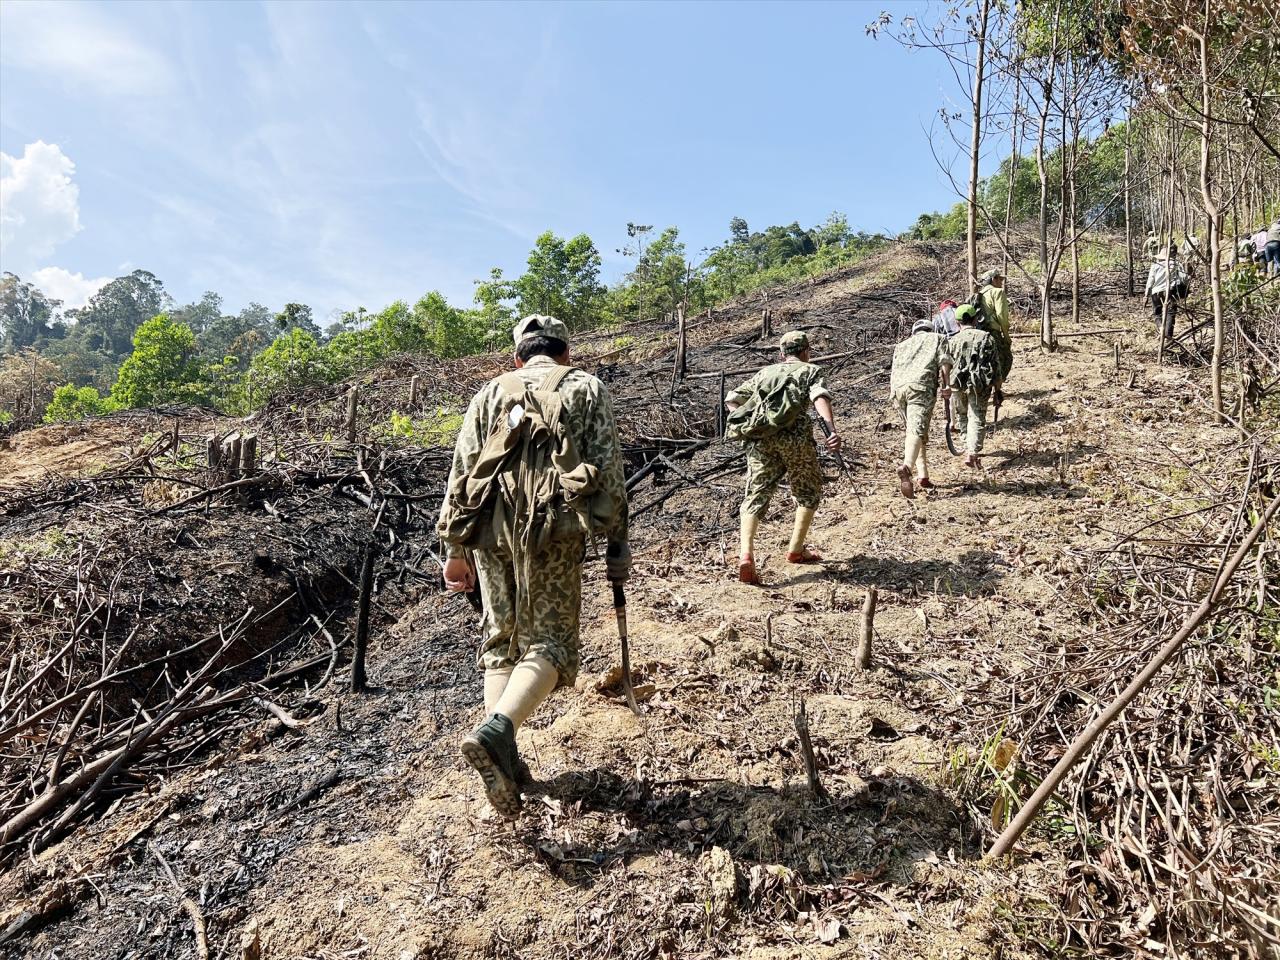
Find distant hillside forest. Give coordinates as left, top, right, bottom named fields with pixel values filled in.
left=1, top=215, right=888, bottom=426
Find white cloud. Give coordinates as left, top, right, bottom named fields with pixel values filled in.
left=30, top=266, right=110, bottom=309
left=0, top=1, right=176, bottom=97
left=0, top=141, right=83, bottom=270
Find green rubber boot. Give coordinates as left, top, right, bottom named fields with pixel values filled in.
left=460, top=713, right=522, bottom=818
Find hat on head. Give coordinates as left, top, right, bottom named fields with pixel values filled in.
left=780, top=330, right=809, bottom=355
left=512, top=314, right=569, bottom=346
left=980, top=267, right=1003, bottom=285
left=912, top=318, right=935, bottom=335
left=955, top=303, right=978, bottom=324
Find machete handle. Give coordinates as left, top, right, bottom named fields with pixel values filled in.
left=611, top=581, right=626, bottom=609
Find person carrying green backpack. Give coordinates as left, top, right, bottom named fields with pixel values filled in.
left=948, top=304, right=1002, bottom=469
left=724, top=330, right=842, bottom=585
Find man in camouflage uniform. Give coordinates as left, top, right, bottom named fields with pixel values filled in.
left=1142, top=231, right=1160, bottom=260
left=726, top=330, right=842, bottom=585
left=977, top=267, right=1013, bottom=384
left=948, top=304, right=1002, bottom=469
left=440, top=314, right=629, bottom=817
left=889, top=318, right=953, bottom=498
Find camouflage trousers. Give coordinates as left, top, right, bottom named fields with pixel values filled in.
left=472, top=535, right=586, bottom=689
left=894, top=388, right=936, bottom=472
left=953, top=387, right=991, bottom=455
left=740, top=428, right=824, bottom=520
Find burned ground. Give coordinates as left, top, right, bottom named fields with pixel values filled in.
left=1, top=240, right=1276, bottom=959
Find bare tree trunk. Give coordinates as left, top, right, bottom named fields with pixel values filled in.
left=1197, top=6, right=1225, bottom=422
left=1004, top=59, right=1022, bottom=279
left=1125, top=103, right=1135, bottom=296
left=967, top=0, right=992, bottom=294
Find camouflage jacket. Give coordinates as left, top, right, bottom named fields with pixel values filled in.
left=728, top=360, right=832, bottom=440
left=441, top=356, right=628, bottom=557
left=889, top=332, right=952, bottom=400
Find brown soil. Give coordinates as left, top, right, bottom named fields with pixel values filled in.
left=1, top=242, right=1268, bottom=959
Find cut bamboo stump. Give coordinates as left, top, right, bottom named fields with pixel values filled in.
left=206, top=434, right=220, bottom=470
left=794, top=697, right=826, bottom=798
left=409, top=375, right=420, bottom=406
left=856, top=587, right=877, bottom=670
left=239, top=434, right=257, bottom=477
left=1113, top=341, right=1121, bottom=370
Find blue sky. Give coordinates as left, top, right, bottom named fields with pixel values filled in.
left=1, top=0, right=971, bottom=324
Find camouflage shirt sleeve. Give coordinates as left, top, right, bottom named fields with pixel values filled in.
left=578, top=378, right=629, bottom=544
left=805, top=364, right=832, bottom=403
left=440, top=384, right=497, bottom=558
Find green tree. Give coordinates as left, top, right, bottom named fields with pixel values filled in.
left=275, top=302, right=321, bottom=338
left=1, top=273, right=63, bottom=351
left=170, top=291, right=223, bottom=337
left=109, top=313, right=204, bottom=408
left=199, top=302, right=275, bottom=369
left=512, top=231, right=605, bottom=331
left=69, top=269, right=169, bottom=361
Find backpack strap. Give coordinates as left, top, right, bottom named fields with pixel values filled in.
left=497, top=365, right=577, bottom=400
left=538, top=365, right=576, bottom=394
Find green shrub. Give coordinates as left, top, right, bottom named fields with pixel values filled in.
left=44, top=385, right=115, bottom=422
left=377, top=407, right=465, bottom=447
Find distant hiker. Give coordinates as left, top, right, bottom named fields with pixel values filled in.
left=1237, top=235, right=1256, bottom=264
left=889, top=318, right=953, bottom=498
left=976, top=267, right=1014, bottom=382
left=1144, top=249, right=1190, bottom=340
left=1266, top=220, right=1280, bottom=277
left=438, top=314, right=629, bottom=818
left=1252, top=228, right=1271, bottom=268
left=947, top=304, right=1001, bottom=469
left=725, top=330, right=841, bottom=585
left=1180, top=232, right=1202, bottom=261
left=1142, top=232, right=1160, bottom=260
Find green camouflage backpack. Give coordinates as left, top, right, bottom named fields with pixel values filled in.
left=951, top=331, right=999, bottom=392
left=725, top=365, right=808, bottom=442
left=437, top=366, right=617, bottom=554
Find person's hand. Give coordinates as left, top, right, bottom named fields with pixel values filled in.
left=443, top=555, right=475, bottom=592
left=606, top=541, right=632, bottom=583
left=824, top=432, right=843, bottom=452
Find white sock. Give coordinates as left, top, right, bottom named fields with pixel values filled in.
left=493, top=656, right=559, bottom=729
left=483, top=666, right=513, bottom=714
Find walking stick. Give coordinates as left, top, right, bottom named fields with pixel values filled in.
left=611, top=581, right=641, bottom=715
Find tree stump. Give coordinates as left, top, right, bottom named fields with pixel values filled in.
left=856, top=587, right=877, bottom=670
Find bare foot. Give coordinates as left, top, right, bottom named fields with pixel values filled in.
left=896, top=464, right=915, bottom=498
left=917, top=477, right=935, bottom=490
left=785, top=546, right=824, bottom=564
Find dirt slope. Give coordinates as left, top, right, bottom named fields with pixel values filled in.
left=4, top=244, right=1264, bottom=959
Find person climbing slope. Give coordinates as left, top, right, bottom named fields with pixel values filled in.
left=976, top=267, right=1014, bottom=386
left=725, top=330, right=841, bottom=585
left=437, top=314, right=630, bottom=818
left=1144, top=246, right=1190, bottom=340
left=889, top=318, right=953, bottom=498
left=1142, top=231, right=1160, bottom=260
left=948, top=304, right=1001, bottom=469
